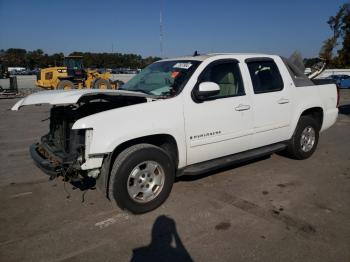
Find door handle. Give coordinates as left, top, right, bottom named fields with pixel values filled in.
left=235, top=104, right=251, bottom=111
left=277, top=98, right=289, bottom=104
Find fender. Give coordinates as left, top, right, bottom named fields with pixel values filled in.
left=72, top=96, right=188, bottom=168
left=289, top=104, right=323, bottom=138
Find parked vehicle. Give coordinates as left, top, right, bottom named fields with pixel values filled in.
left=12, top=53, right=338, bottom=213
left=326, top=74, right=350, bottom=89
left=112, top=68, right=139, bottom=74
left=339, top=78, right=350, bottom=89
left=320, top=75, right=350, bottom=88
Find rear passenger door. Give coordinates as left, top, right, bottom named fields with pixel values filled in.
left=245, top=58, right=292, bottom=147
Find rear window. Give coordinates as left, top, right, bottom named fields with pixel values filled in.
left=247, top=60, right=284, bottom=94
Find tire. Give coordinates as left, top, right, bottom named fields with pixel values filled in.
left=108, top=144, right=175, bottom=214
left=286, top=116, right=319, bottom=160
left=93, top=78, right=112, bottom=89
left=111, top=80, right=124, bottom=89
left=57, top=80, right=75, bottom=90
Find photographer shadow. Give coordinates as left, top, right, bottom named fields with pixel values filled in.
left=131, top=215, right=193, bottom=262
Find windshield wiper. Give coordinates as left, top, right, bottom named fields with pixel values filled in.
left=125, top=89, right=152, bottom=95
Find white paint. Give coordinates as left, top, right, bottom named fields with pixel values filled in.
left=198, top=82, right=220, bottom=92
left=173, top=62, right=192, bottom=69
left=95, top=213, right=130, bottom=229
left=11, top=89, right=153, bottom=111
left=10, top=192, right=33, bottom=198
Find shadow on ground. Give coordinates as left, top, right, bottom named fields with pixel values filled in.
left=70, top=176, right=96, bottom=191
left=130, top=215, right=193, bottom=262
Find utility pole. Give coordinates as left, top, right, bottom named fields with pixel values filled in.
left=160, top=0, right=163, bottom=58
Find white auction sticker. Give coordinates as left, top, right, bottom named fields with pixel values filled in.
left=173, top=62, right=192, bottom=69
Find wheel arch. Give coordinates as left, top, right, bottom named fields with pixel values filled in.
left=300, top=107, right=324, bottom=131
left=99, top=134, right=179, bottom=199
left=289, top=106, right=324, bottom=139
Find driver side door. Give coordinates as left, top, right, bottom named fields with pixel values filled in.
left=184, top=60, right=254, bottom=165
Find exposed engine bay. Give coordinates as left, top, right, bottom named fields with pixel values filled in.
left=32, top=94, right=149, bottom=179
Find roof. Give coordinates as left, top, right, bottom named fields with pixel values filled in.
left=159, top=53, right=274, bottom=62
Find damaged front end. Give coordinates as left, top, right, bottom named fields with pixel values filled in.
left=30, top=105, right=91, bottom=180
left=28, top=92, right=149, bottom=181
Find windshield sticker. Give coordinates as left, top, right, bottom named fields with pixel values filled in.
left=171, top=71, right=180, bottom=78
left=173, top=62, right=192, bottom=69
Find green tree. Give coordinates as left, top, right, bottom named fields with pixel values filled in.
left=0, top=48, right=160, bottom=69
left=26, top=49, right=45, bottom=69
left=320, top=3, right=350, bottom=68
left=4, top=48, right=27, bottom=67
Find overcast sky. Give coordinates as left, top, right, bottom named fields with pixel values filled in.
left=0, top=0, right=345, bottom=58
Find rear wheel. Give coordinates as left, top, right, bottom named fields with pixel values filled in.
left=57, top=80, right=74, bottom=90
left=286, top=116, right=319, bottom=159
left=93, top=78, right=112, bottom=89
left=108, top=144, right=175, bottom=214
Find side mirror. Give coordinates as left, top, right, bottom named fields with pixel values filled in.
left=194, top=82, right=220, bottom=100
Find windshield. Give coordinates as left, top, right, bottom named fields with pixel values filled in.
left=120, top=60, right=201, bottom=96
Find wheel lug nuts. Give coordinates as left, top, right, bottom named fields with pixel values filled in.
left=146, top=184, right=149, bottom=188
left=141, top=174, right=145, bottom=178
left=149, top=178, right=153, bottom=182
left=138, top=179, right=142, bottom=183
left=147, top=174, right=150, bottom=177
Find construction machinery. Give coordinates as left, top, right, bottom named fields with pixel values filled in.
left=36, top=56, right=115, bottom=90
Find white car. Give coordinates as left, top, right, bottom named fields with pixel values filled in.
left=12, top=53, right=339, bottom=213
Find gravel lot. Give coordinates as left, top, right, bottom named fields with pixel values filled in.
left=0, top=74, right=135, bottom=91
left=0, top=90, right=349, bottom=262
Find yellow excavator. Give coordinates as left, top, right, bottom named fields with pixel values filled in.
left=36, top=56, right=115, bottom=90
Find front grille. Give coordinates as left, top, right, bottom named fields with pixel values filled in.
left=47, top=106, right=85, bottom=162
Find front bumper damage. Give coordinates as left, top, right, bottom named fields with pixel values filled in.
left=30, top=143, right=65, bottom=177
left=30, top=140, right=104, bottom=180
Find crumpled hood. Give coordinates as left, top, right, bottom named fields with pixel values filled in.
left=11, top=89, right=154, bottom=111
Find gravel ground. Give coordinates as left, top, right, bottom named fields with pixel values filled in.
left=0, top=90, right=349, bottom=262
left=0, top=74, right=135, bottom=93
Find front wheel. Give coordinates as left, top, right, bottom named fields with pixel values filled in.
left=286, top=116, right=319, bottom=159
left=108, top=144, right=175, bottom=214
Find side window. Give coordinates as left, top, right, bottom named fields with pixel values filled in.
left=200, top=61, right=245, bottom=98
left=247, top=60, right=284, bottom=94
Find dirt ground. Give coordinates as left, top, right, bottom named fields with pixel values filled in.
left=0, top=90, right=349, bottom=262
left=0, top=74, right=135, bottom=90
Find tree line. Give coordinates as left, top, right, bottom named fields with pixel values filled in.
left=0, top=48, right=161, bottom=69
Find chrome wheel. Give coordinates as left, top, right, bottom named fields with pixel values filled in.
left=127, top=161, right=165, bottom=203
left=300, top=126, right=316, bottom=152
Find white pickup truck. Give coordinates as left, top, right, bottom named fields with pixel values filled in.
left=12, top=53, right=338, bottom=213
